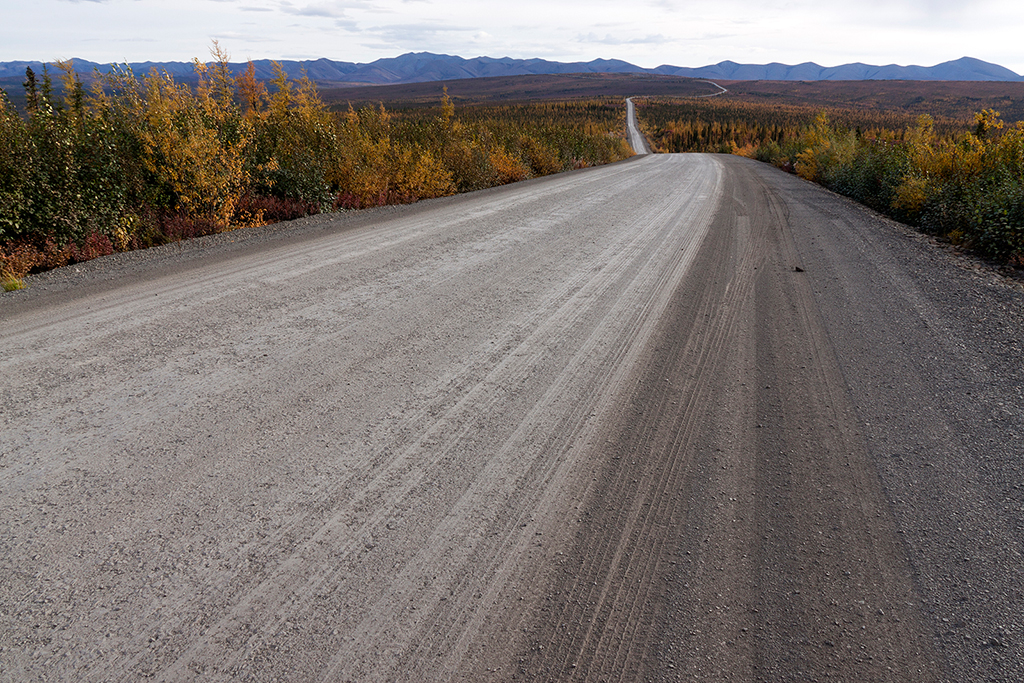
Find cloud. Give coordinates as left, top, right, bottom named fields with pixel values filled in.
left=79, top=37, right=158, bottom=43
left=280, top=2, right=344, bottom=17
left=273, top=0, right=362, bottom=29
left=349, top=21, right=485, bottom=55
left=210, top=31, right=280, bottom=43
left=369, top=22, right=476, bottom=42
left=579, top=33, right=673, bottom=45
left=277, top=0, right=371, bottom=15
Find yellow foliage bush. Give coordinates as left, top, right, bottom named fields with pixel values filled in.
left=517, top=135, right=562, bottom=176
left=396, top=149, right=455, bottom=200
left=331, top=104, right=456, bottom=207
left=489, top=147, right=530, bottom=185
left=795, top=113, right=857, bottom=182
left=891, top=176, right=932, bottom=217
left=138, top=46, right=253, bottom=226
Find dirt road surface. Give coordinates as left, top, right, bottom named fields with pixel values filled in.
left=626, top=99, right=651, bottom=155
left=2, top=154, right=1022, bottom=682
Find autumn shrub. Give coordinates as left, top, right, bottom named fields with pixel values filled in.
left=780, top=110, right=1024, bottom=259
left=69, top=232, right=115, bottom=261
left=515, top=134, right=563, bottom=176
left=133, top=56, right=253, bottom=226
left=0, top=232, right=113, bottom=281
left=0, top=241, right=40, bottom=280
left=1, top=51, right=301, bottom=265
left=636, top=97, right=1024, bottom=262
left=489, top=147, right=531, bottom=184
left=331, top=103, right=456, bottom=206
left=245, top=65, right=332, bottom=208
left=154, top=214, right=222, bottom=242
left=838, top=111, right=1023, bottom=258
left=1, top=49, right=635, bottom=281
left=393, top=96, right=631, bottom=189
left=235, top=194, right=319, bottom=223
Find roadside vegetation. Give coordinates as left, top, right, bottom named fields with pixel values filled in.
left=635, top=98, right=1024, bottom=263
left=0, top=46, right=631, bottom=287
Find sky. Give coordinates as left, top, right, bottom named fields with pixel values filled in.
left=2, top=0, right=1022, bottom=75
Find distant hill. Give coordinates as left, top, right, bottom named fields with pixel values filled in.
left=1, top=53, right=1020, bottom=86
left=651, top=56, right=1023, bottom=82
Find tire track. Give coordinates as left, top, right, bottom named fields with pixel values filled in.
left=523, top=170, right=763, bottom=682
left=0, top=154, right=726, bottom=682
left=147, top=166, right=681, bottom=681
left=519, top=157, right=942, bottom=682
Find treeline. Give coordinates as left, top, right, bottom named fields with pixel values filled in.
left=635, top=98, right=1023, bottom=262
left=391, top=100, right=630, bottom=188
left=635, top=98, right=964, bottom=156
left=0, top=47, right=631, bottom=288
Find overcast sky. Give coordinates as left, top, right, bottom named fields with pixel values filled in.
left=2, top=0, right=1022, bottom=74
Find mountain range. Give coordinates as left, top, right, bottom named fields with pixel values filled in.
left=1, top=54, right=1020, bottom=85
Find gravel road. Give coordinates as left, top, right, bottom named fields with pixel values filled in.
left=626, top=98, right=651, bottom=155
left=1, top=153, right=1022, bottom=682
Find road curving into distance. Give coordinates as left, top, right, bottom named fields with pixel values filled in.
left=2, top=152, right=1022, bottom=682
left=625, top=97, right=651, bottom=155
